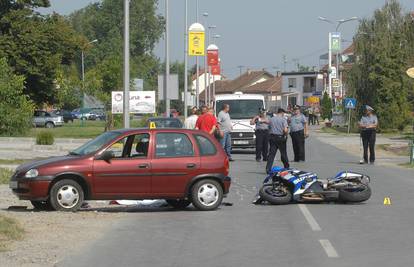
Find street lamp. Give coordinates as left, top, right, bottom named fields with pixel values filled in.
left=318, top=16, right=358, bottom=98
left=208, top=34, right=220, bottom=105
left=203, top=12, right=209, bottom=106
left=81, top=39, right=98, bottom=87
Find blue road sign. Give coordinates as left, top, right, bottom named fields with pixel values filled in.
left=345, top=98, right=357, bottom=109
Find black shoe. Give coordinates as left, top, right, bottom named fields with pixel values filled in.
left=263, top=158, right=268, bottom=162
left=229, top=158, right=235, bottom=162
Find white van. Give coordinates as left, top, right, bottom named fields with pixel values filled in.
left=215, top=92, right=265, bottom=149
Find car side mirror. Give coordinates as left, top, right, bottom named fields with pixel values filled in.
left=98, top=151, right=115, bottom=163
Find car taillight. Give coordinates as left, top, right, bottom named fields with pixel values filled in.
left=224, top=157, right=229, bottom=176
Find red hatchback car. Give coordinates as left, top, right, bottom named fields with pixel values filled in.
left=9, top=129, right=231, bottom=211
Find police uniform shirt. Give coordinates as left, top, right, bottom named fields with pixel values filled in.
left=360, top=115, right=378, bottom=130
left=255, top=116, right=270, bottom=131
left=269, top=115, right=288, bottom=135
left=290, top=114, right=307, bottom=133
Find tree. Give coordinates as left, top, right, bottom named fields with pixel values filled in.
left=321, top=92, right=332, bottom=120
left=347, top=0, right=414, bottom=129
left=0, top=2, right=84, bottom=105
left=0, top=58, right=35, bottom=136
left=55, top=66, right=82, bottom=110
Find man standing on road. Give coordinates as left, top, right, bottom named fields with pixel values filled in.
left=250, top=108, right=270, bottom=162
left=266, top=108, right=290, bottom=174
left=359, top=105, right=378, bottom=164
left=184, top=106, right=199, bottom=129
left=195, top=105, right=217, bottom=135
left=289, top=105, right=308, bottom=162
left=217, top=104, right=234, bottom=161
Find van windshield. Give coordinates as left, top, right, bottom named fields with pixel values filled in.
left=216, top=100, right=264, bottom=120
left=70, top=131, right=122, bottom=156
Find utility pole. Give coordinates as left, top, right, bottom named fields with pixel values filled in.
left=203, top=12, right=208, bottom=106
left=282, top=55, right=287, bottom=72
left=123, top=0, right=130, bottom=128
left=184, top=0, right=188, bottom=118
left=164, top=0, right=170, bottom=117
left=195, top=0, right=200, bottom=107
left=237, top=65, right=244, bottom=76
left=328, top=32, right=332, bottom=98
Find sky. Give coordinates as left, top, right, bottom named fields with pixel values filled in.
left=42, top=0, right=414, bottom=79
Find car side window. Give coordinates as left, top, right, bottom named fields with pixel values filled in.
left=195, top=135, right=217, bottom=156
left=106, top=137, right=128, bottom=159
left=156, top=133, right=194, bottom=158
left=130, top=134, right=150, bottom=158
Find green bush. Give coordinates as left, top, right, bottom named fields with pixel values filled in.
left=321, top=92, right=333, bottom=120
left=36, top=131, right=54, bottom=145
left=0, top=168, right=14, bottom=184
left=0, top=58, right=34, bottom=136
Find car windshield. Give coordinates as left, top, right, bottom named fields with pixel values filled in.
left=70, top=131, right=122, bottom=156
left=150, top=119, right=182, bottom=128
left=216, top=100, right=264, bottom=120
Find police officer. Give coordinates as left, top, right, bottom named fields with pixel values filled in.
left=250, top=108, right=270, bottom=162
left=289, top=105, right=308, bottom=162
left=359, top=105, right=378, bottom=164
left=266, top=108, right=290, bottom=174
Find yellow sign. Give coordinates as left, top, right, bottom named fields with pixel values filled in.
left=307, top=96, right=320, bottom=104
left=332, top=78, right=340, bottom=88
left=383, top=197, right=392, bottom=205
left=149, top=122, right=156, bottom=129
left=189, top=31, right=205, bottom=56
left=407, top=67, right=414, bottom=78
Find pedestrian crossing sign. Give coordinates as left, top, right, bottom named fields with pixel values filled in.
left=344, top=98, right=357, bottom=109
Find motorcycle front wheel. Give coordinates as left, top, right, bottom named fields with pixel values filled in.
left=259, top=184, right=292, bottom=205
left=338, top=184, right=371, bottom=203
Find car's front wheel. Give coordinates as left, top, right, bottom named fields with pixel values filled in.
left=191, top=179, right=223, bottom=211
left=49, top=179, right=84, bottom=211
left=45, top=122, right=54, bottom=128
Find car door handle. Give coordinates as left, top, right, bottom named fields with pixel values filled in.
left=187, top=163, right=196, bottom=169
left=138, top=164, right=149, bottom=169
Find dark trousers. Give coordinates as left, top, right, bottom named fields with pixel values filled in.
left=290, top=130, right=305, bottom=161
left=361, top=130, right=376, bottom=163
left=266, top=134, right=289, bottom=173
left=255, top=130, right=269, bottom=160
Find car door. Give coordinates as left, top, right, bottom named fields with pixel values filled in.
left=33, top=111, right=45, bottom=127
left=93, top=133, right=152, bottom=197
left=151, top=132, right=200, bottom=196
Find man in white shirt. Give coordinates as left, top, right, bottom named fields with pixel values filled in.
left=184, top=106, right=199, bottom=129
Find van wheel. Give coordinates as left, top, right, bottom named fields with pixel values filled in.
left=45, top=122, right=54, bottom=128
left=50, top=179, right=84, bottom=212
left=191, top=179, right=223, bottom=211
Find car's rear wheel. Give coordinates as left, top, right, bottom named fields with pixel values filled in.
left=191, top=179, right=223, bottom=211
left=45, top=122, right=54, bottom=128
left=166, top=199, right=191, bottom=209
left=31, top=200, right=53, bottom=211
left=50, top=179, right=84, bottom=212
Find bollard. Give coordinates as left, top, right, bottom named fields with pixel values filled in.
left=410, top=139, right=414, bottom=165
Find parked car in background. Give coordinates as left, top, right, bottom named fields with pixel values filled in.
left=9, top=129, right=231, bottom=212
left=72, top=108, right=104, bottom=120
left=89, top=111, right=106, bottom=121
left=147, top=117, right=183, bottom=128
left=52, top=110, right=75, bottom=123
left=33, top=110, right=64, bottom=128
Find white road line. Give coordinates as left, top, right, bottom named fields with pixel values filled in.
left=298, top=204, right=321, bottom=231
left=319, top=239, right=339, bottom=258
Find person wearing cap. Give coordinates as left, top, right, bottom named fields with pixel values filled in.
left=359, top=105, right=378, bottom=164
left=266, top=108, right=290, bottom=173
left=289, top=105, right=308, bottom=162
left=184, top=106, right=199, bottom=129
left=250, top=108, right=270, bottom=162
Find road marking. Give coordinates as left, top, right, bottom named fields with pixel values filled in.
left=298, top=204, right=321, bottom=231
left=319, top=239, right=339, bottom=258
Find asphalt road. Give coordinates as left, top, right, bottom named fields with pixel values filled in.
left=59, top=134, right=414, bottom=267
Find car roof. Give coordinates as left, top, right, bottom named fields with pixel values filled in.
left=147, top=117, right=181, bottom=121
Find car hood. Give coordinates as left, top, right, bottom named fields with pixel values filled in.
left=16, top=155, right=78, bottom=173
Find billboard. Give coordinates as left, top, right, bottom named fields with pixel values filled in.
left=112, top=91, right=156, bottom=114
left=207, top=49, right=219, bottom=66
left=189, top=31, right=205, bottom=56
left=211, top=64, right=221, bottom=75
left=157, top=74, right=179, bottom=100
left=331, top=32, right=341, bottom=52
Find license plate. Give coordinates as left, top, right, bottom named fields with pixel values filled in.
left=9, top=181, right=18, bottom=189
left=234, top=140, right=249, bottom=145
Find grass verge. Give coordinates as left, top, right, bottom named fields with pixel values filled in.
left=398, top=163, right=414, bottom=169
left=0, top=168, right=14, bottom=184
left=0, top=215, right=24, bottom=251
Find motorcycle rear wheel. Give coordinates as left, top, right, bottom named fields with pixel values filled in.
left=338, top=184, right=371, bottom=203
left=259, top=185, right=292, bottom=205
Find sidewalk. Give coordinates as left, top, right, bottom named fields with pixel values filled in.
left=311, top=125, right=410, bottom=167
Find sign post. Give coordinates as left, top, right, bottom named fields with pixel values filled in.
left=189, top=23, right=205, bottom=107
left=344, top=97, right=357, bottom=134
